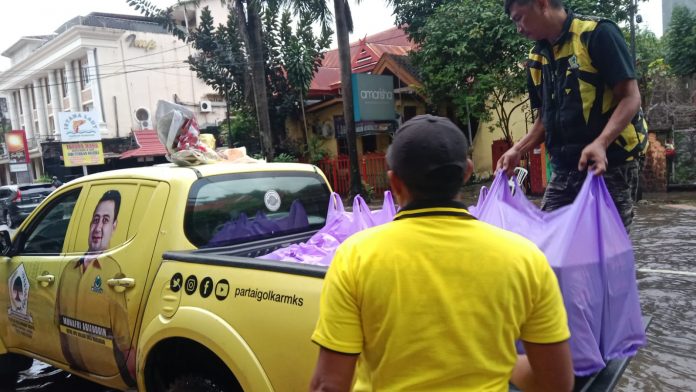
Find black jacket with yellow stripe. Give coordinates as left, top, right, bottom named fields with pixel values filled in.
left=526, top=11, right=648, bottom=169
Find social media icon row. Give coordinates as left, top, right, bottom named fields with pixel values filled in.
left=170, top=273, right=229, bottom=301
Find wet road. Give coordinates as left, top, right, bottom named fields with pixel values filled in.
left=617, top=197, right=696, bottom=391
left=3, top=191, right=696, bottom=391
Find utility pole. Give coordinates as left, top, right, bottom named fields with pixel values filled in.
left=629, top=0, right=638, bottom=64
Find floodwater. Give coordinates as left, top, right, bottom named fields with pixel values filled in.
left=2, top=189, right=695, bottom=391
left=617, top=197, right=696, bottom=391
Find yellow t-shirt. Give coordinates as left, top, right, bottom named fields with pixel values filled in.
left=312, top=203, right=569, bottom=391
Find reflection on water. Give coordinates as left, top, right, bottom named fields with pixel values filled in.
left=618, top=202, right=696, bottom=391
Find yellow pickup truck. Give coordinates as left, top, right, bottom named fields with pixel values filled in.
left=0, top=162, right=333, bottom=392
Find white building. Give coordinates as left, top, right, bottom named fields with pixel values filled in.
left=0, top=11, right=226, bottom=184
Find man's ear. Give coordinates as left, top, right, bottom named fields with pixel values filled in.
left=463, top=159, right=474, bottom=184
left=388, top=170, right=409, bottom=206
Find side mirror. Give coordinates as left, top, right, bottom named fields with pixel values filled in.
left=0, top=228, right=12, bottom=256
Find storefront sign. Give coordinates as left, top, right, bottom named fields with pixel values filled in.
left=351, top=74, right=395, bottom=122
left=62, top=142, right=104, bottom=167
left=58, top=112, right=101, bottom=142
left=126, top=34, right=157, bottom=51
left=6, top=130, right=30, bottom=171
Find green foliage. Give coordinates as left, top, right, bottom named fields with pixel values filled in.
left=665, top=5, right=696, bottom=77
left=412, top=0, right=529, bottom=144
left=219, top=110, right=262, bottom=155
left=263, top=6, right=332, bottom=139
left=127, top=0, right=332, bottom=151
left=36, top=174, right=53, bottom=183
left=360, top=180, right=375, bottom=203
left=306, top=135, right=331, bottom=164
left=273, top=152, right=299, bottom=162
left=563, top=0, right=642, bottom=24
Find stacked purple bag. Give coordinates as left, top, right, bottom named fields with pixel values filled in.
left=262, top=191, right=396, bottom=265
left=470, top=172, right=646, bottom=376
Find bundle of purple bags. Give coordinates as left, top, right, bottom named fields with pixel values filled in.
left=264, top=173, right=645, bottom=376
left=262, top=191, right=396, bottom=265
left=470, top=172, right=646, bottom=376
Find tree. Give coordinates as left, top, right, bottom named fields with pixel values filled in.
left=333, top=0, right=362, bottom=197
left=279, top=9, right=332, bottom=144
left=391, top=0, right=647, bottom=144
left=665, top=5, right=696, bottom=77
left=127, top=0, right=330, bottom=160
left=411, top=0, right=529, bottom=145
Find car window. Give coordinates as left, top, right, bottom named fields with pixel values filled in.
left=74, top=184, right=138, bottom=253
left=185, top=171, right=330, bottom=248
left=22, top=190, right=80, bottom=254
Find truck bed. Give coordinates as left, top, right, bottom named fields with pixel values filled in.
left=163, top=230, right=328, bottom=278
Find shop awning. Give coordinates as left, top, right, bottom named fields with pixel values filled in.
left=120, top=130, right=167, bottom=159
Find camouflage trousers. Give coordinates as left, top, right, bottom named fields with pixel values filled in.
left=541, top=160, right=640, bottom=233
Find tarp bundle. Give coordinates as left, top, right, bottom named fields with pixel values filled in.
left=262, top=191, right=396, bottom=265
left=470, top=172, right=646, bottom=376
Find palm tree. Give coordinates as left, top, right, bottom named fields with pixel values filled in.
left=333, top=0, right=362, bottom=197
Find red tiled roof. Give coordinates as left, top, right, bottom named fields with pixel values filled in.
left=309, top=67, right=341, bottom=95
left=310, top=27, right=415, bottom=94
left=119, top=130, right=167, bottom=159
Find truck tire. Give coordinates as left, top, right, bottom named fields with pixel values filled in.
left=167, top=375, right=226, bottom=392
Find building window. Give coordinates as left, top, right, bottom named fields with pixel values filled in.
left=362, top=135, right=377, bottom=153
left=79, top=59, right=90, bottom=89
left=404, top=106, right=417, bottom=122
left=30, top=87, right=36, bottom=110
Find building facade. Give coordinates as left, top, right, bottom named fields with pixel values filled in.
left=0, top=11, right=226, bottom=184
left=663, top=0, right=696, bottom=33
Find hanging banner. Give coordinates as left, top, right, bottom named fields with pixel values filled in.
left=58, top=112, right=101, bottom=142
left=62, top=142, right=104, bottom=167
left=6, top=130, right=30, bottom=172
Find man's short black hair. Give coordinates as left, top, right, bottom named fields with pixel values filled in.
left=387, top=115, right=469, bottom=201
left=504, top=0, right=564, bottom=15
left=98, top=190, right=121, bottom=220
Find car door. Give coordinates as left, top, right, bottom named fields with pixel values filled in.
left=0, top=186, right=83, bottom=363
left=55, top=180, right=168, bottom=387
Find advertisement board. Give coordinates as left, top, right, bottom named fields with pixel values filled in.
left=58, top=112, right=101, bottom=142
left=62, top=142, right=105, bottom=167
left=6, top=130, right=30, bottom=172
left=351, top=74, right=395, bottom=122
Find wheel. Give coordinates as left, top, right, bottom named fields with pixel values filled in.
left=167, top=375, right=226, bottom=392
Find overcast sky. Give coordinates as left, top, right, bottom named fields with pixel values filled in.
left=0, top=0, right=663, bottom=71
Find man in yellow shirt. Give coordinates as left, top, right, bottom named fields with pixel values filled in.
left=56, top=190, right=135, bottom=387
left=310, top=115, right=574, bottom=391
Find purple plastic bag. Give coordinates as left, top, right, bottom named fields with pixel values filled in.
left=262, top=192, right=396, bottom=265
left=471, top=172, right=645, bottom=376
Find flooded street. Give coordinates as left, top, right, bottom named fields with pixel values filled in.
left=618, top=196, right=696, bottom=391
left=3, top=189, right=695, bottom=391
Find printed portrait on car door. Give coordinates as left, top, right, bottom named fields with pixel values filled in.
left=55, top=186, right=137, bottom=387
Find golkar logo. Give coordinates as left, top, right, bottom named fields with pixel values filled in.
left=91, top=275, right=103, bottom=294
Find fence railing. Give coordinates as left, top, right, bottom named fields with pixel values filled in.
left=317, top=153, right=389, bottom=197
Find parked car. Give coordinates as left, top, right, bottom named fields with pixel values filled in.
left=0, top=183, right=56, bottom=228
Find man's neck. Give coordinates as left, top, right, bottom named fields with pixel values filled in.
left=545, top=8, right=569, bottom=44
